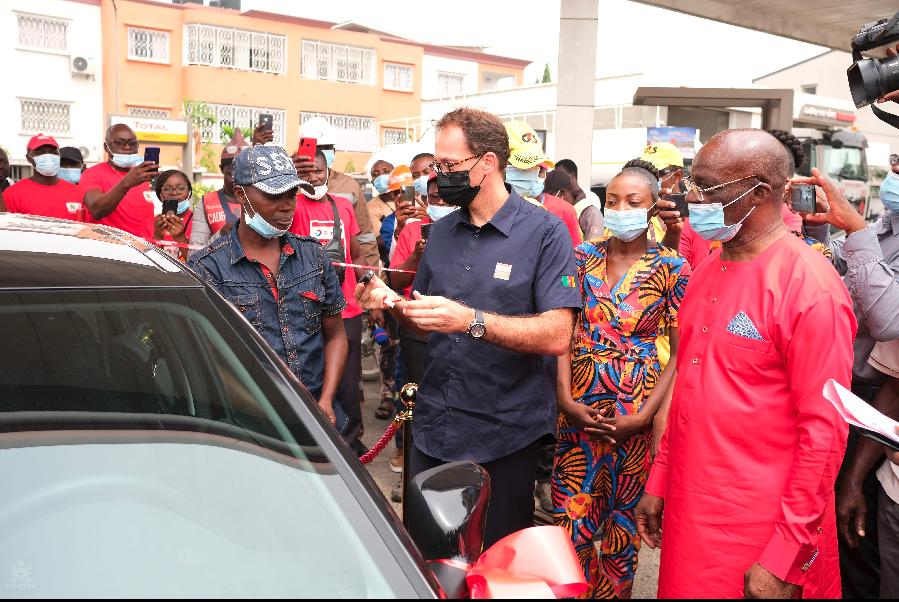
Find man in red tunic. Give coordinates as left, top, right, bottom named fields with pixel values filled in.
left=636, top=129, right=856, bottom=598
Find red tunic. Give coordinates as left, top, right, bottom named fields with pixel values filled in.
left=3, top=178, right=83, bottom=221
left=79, top=162, right=154, bottom=240
left=542, top=193, right=583, bottom=247
left=645, top=232, right=856, bottom=598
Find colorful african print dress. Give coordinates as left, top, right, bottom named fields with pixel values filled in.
left=551, top=237, right=690, bottom=599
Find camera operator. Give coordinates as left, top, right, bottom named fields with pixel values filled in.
left=792, top=159, right=899, bottom=597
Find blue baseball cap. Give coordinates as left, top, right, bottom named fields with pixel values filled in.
left=233, top=145, right=311, bottom=195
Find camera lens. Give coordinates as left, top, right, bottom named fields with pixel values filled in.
left=848, top=53, right=899, bottom=108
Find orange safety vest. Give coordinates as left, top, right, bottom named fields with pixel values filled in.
left=203, top=190, right=241, bottom=235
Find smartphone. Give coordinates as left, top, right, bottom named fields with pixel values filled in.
left=420, top=223, right=432, bottom=240
left=401, top=185, right=416, bottom=206
left=259, top=113, right=273, bottom=132
left=143, top=147, right=160, bottom=170
left=661, top=192, right=689, bottom=218
left=297, top=137, right=317, bottom=160
left=161, top=199, right=178, bottom=215
left=791, top=184, right=816, bottom=214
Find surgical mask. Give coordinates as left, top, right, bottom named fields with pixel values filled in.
left=505, top=166, right=544, bottom=198
left=414, top=175, right=429, bottom=196
left=373, top=174, right=390, bottom=195
left=177, top=200, right=191, bottom=214
left=238, top=187, right=291, bottom=239
left=33, top=154, right=60, bottom=177
left=605, top=205, right=654, bottom=242
left=688, top=183, right=760, bottom=242
left=307, top=184, right=328, bottom=201
left=322, top=149, right=335, bottom=168
left=57, top=167, right=81, bottom=184
left=426, top=204, right=458, bottom=221
left=881, top=172, right=899, bottom=213
left=111, top=153, right=143, bottom=169
left=437, top=160, right=485, bottom=208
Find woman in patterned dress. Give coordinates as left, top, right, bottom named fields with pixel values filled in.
left=551, top=160, right=690, bottom=598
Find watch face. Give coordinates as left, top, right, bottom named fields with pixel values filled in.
left=470, top=323, right=486, bottom=339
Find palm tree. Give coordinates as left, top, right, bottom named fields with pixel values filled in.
left=182, top=100, right=216, bottom=169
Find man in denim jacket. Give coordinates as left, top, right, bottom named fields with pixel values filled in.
left=189, top=145, right=348, bottom=424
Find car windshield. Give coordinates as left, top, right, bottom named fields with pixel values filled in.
left=0, top=288, right=411, bottom=598
left=823, top=146, right=867, bottom=181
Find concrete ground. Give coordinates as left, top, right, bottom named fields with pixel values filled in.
left=357, top=352, right=660, bottom=598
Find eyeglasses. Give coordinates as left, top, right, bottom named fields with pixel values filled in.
left=426, top=193, right=441, bottom=203
left=683, top=174, right=761, bottom=202
left=161, top=185, right=190, bottom=195
left=429, top=153, right=485, bottom=174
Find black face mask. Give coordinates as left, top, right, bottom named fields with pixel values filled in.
left=437, top=155, right=486, bottom=208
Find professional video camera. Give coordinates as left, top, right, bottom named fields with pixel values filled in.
left=848, top=10, right=899, bottom=128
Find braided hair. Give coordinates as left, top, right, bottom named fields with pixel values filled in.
left=616, top=158, right=661, bottom=201
left=766, top=129, right=807, bottom=174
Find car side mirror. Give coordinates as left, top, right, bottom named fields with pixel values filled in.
left=405, top=462, right=490, bottom=598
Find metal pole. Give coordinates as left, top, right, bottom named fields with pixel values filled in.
left=399, top=383, right=417, bottom=527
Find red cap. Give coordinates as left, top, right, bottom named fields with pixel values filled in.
left=428, top=171, right=438, bottom=182
left=27, top=134, right=59, bottom=151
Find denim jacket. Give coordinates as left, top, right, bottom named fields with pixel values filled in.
left=187, top=227, right=345, bottom=397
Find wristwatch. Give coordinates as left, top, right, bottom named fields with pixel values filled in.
left=467, top=309, right=486, bottom=340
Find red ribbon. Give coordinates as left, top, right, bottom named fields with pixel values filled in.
left=436, top=526, right=587, bottom=599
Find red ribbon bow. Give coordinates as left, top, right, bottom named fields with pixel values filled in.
left=439, top=526, right=588, bottom=599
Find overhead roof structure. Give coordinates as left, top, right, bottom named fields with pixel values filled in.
left=631, top=0, right=897, bottom=54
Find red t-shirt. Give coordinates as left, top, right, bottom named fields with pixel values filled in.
left=542, top=193, right=583, bottom=247
left=391, top=219, right=431, bottom=299
left=290, top=194, right=362, bottom=319
left=79, top=162, right=154, bottom=240
left=3, top=178, right=83, bottom=221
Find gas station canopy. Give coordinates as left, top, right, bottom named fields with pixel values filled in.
left=632, top=0, right=898, bottom=54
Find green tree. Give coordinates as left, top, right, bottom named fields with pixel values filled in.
left=541, top=63, right=551, bottom=84
left=221, top=124, right=253, bottom=141
left=344, top=158, right=356, bottom=173
left=199, top=142, right=217, bottom=174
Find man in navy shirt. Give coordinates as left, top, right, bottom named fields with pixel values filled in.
left=357, top=107, right=580, bottom=547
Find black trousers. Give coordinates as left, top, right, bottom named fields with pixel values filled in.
left=335, top=314, right=363, bottom=447
left=838, top=383, right=882, bottom=599
left=408, top=440, right=541, bottom=550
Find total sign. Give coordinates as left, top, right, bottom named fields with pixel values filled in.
left=109, top=116, right=189, bottom=143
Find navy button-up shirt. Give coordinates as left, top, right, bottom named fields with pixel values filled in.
left=411, top=190, right=580, bottom=463
left=188, top=227, right=345, bottom=398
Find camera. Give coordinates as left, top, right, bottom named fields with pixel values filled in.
left=847, top=11, right=899, bottom=109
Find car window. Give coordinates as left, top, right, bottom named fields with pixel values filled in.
left=0, top=289, right=415, bottom=598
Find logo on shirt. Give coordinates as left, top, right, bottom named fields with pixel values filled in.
left=310, top=219, right=344, bottom=244
left=494, top=262, right=512, bottom=281
left=562, top=275, right=576, bottom=288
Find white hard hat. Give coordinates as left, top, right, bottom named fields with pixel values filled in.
left=299, top=116, right=337, bottom=147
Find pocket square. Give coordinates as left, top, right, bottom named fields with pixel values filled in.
left=726, top=311, right=765, bottom=341
left=300, top=290, right=319, bottom=302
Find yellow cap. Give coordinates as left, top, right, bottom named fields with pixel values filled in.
left=505, top=121, right=549, bottom=169
left=641, top=141, right=684, bottom=170
left=387, top=165, right=413, bottom=192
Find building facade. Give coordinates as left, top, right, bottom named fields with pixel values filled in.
left=98, top=0, right=528, bottom=175
left=1, top=0, right=104, bottom=175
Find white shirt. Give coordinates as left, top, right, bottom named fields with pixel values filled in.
left=877, top=458, right=899, bottom=504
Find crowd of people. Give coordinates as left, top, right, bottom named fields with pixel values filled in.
left=1, top=105, right=898, bottom=599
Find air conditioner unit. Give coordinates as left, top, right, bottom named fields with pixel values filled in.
left=70, top=56, right=96, bottom=77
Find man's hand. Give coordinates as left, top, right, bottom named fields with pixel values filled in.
left=743, top=563, right=798, bottom=599
left=394, top=202, right=417, bottom=237
left=585, top=413, right=648, bottom=445
left=655, top=197, right=684, bottom=234
left=837, top=476, right=867, bottom=549
left=635, top=493, right=664, bottom=549
left=791, top=168, right=866, bottom=234
left=291, top=154, right=316, bottom=181
left=412, top=239, right=427, bottom=259
left=401, top=291, right=473, bottom=334
left=318, top=398, right=336, bottom=426
left=559, top=400, right=601, bottom=431
left=879, top=45, right=899, bottom=104
left=122, top=161, right=157, bottom=189
left=355, top=274, right=403, bottom=310
left=370, top=308, right=385, bottom=328
left=252, top=122, right=274, bottom=146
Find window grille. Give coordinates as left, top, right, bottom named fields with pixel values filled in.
left=383, top=128, right=408, bottom=145
left=128, top=27, right=170, bottom=63
left=127, top=107, right=170, bottom=119
left=438, top=72, right=466, bottom=98
left=17, top=13, right=68, bottom=51
left=185, top=23, right=285, bottom=73
left=201, top=103, right=285, bottom=146
left=384, top=63, right=413, bottom=92
left=300, top=112, right=377, bottom=152
left=300, top=40, right=376, bottom=85
left=20, top=99, right=71, bottom=135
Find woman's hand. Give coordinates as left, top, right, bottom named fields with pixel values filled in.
left=412, top=239, right=427, bottom=259
left=153, top=214, right=168, bottom=240
left=560, top=400, right=600, bottom=431
left=585, top=413, right=649, bottom=446
left=166, top=214, right=186, bottom=239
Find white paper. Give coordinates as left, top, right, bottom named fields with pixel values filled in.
left=823, top=379, right=899, bottom=444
